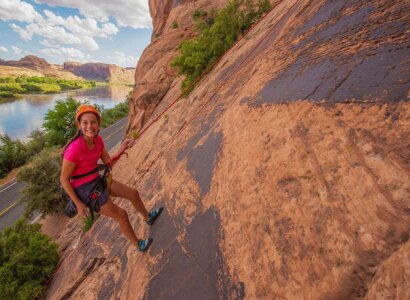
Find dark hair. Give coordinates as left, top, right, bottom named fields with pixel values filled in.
left=61, top=129, right=82, bottom=162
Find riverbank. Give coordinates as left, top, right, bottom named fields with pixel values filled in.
left=0, top=75, right=96, bottom=100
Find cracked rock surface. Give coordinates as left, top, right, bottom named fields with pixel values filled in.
left=46, top=0, right=409, bottom=299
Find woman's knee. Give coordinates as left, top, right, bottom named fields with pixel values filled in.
left=116, top=208, right=129, bottom=223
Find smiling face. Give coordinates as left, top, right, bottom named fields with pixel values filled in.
left=79, top=112, right=99, bottom=139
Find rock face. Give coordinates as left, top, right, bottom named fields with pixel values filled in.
left=128, top=0, right=227, bottom=132
left=46, top=0, right=409, bottom=299
left=64, top=62, right=135, bottom=84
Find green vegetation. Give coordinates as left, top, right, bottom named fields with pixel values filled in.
left=43, top=97, right=81, bottom=147
left=0, top=75, right=95, bottom=99
left=99, top=97, right=130, bottom=128
left=172, top=20, right=179, bottom=29
left=82, top=214, right=100, bottom=232
left=0, top=95, right=130, bottom=178
left=0, top=130, right=46, bottom=178
left=17, top=150, right=63, bottom=218
left=131, top=130, right=140, bottom=140
left=0, top=219, right=59, bottom=300
left=171, top=0, right=271, bottom=94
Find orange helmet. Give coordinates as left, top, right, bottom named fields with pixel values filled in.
left=75, top=104, right=101, bottom=127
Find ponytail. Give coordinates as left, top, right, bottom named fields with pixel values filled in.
left=61, top=129, right=82, bottom=162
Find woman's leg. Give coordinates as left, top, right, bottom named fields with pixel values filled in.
left=99, top=198, right=139, bottom=245
left=110, top=179, right=149, bottom=220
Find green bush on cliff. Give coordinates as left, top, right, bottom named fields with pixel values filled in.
left=0, top=219, right=59, bottom=300
left=171, top=0, right=271, bottom=94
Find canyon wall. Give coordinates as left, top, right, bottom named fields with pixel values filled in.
left=46, top=1, right=409, bottom=299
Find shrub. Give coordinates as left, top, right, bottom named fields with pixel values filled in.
left=0, top=83, right=26, bottom=93
left=43, top=97, right=81, bottom=146
left=171, top=0, right=271, bottom=94
left=0, top=134, right=29, bottom=178
left=26, top=130, right=47, bottom=156
left=172, top=20, right=179, bottom=29
left=100, top=98, right=130, bottom=128
left=0, top=131, right=46, bottom=178
left=0, top=91, right=17, bottom=99
left=0, top=76, right=15, bottom=83
left=38, top=83, right=61, bottom=93
left=17, top=150, right=63, bottom=218
left=0, top=219, right=59, bottom=300
left=21, top=83, right=42, bottom=92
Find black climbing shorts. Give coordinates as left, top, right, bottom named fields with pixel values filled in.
left=74, top=176, right=109, bottom=208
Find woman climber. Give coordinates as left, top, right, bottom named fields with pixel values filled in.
left=60, top=104, right=163, bottom=252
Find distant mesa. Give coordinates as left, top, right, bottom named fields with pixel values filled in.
left=0, top=55, right=135, bottom=84
left=63, top=61, right=135, bottom=84
left=1, top=55, right=50, bottom=71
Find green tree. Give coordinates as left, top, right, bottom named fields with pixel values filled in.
left=17, top=150, right=63, bottom=218
left=0, top=219, right=59, bottom=300
left=43, top=97, right=81, bottom=146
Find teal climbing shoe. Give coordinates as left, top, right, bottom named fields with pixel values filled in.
left=146, top=207, right=164, bottom=225
left=137, top=238, right=153, bottom=252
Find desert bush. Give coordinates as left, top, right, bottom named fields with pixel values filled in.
left=0, top=83, right=26, bottom=93
left=0, top=134, right=29, bottom=178
left=0, top=219, right=59, bottom=300
left=38, top=83, right=61, bottom=93
left=171, top=0, right=271, bottom=94
left=17, top=150, right=63, bottom=218
left=21, top=83, right=42, bottom=92
left=100, top=97, right=130, bottom=128
left=0, top=76, right=15, bottom=83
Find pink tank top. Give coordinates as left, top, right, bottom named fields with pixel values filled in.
left=63, top=135, right=105, bottom=188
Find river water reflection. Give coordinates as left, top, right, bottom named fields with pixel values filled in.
left=0, top=85, right=133, bottom=140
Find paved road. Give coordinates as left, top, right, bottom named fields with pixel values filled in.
left=0, top=117, right=128, bottom=231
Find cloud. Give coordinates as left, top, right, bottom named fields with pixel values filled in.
left=0, top=46, right=8, bottom=52
left=40, top=46, right=85, bottom=61
left=37, top=0, right=151, bottom=28
left=10, top=9, right=119, bottom=51
left=108, top=51, right=138, bottom=67
left=39, top=39, right=59, bottom=48
left=11, top=45, right=22, bottom=54
left=0, top=0, right=41, bottom=23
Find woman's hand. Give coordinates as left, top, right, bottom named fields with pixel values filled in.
left=75, top=201, right=89, bottom=218
left=121, top=138, right=135, bottom=150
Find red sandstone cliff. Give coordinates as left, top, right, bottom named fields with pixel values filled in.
left=45, top=0, right=409, bottom=299
left=64, top=62, right=135, bottom=84
left=128, top=0, right=228, bottom=132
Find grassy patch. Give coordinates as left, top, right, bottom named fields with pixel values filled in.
left=0, top=75, right=95, bottom=97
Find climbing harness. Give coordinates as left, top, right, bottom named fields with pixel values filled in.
left=61, top=164, right=110, bottom=224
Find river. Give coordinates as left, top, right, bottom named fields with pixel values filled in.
left=0, top=85, right=133, bottom=141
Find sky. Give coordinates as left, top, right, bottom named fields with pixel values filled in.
left=0, top=0, right=153, bottom=68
